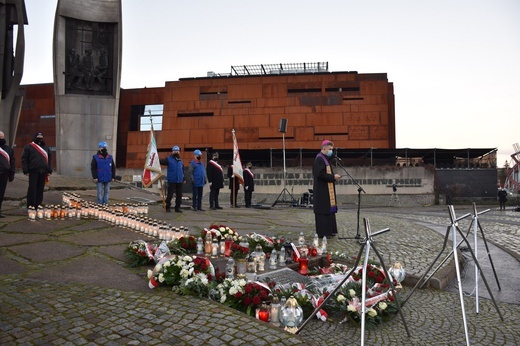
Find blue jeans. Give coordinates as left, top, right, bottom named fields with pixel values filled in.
left=192, top=185, right=203, bottom=209
left=96, top=181, right=111, bottom=205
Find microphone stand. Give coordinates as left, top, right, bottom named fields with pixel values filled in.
left=334, top=156, right=365, bottom=240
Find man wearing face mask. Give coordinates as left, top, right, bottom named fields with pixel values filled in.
left=91, top=141, right=116, bottom=205
left=312, top=140, right=341, bottom=238
left=22, top=132, right=53, bottom=211
left=160, top=146, right=185, bottom=213
left=0, top=131, right=15, bottom=217
left=206, top=151, right=224, bottom=210
left=188, top=149, right=206, bottom=211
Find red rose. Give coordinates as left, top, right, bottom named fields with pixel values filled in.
left=243, top=297, right=252, bottom=306
left=252, top=296, right=261, bottom=306
left=234, top=292, right=243, bottom=299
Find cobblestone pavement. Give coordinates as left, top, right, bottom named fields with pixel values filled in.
left=0, top=176, right=518, bottom=345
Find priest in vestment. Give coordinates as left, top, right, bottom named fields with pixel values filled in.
left=313, top=140, right=341, bottom=238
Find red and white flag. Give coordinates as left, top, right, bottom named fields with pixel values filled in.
left=232, top=129, right=244, bottom=184
left=142, top=128, right=162, bottom=188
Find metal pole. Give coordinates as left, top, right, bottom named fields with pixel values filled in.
left=282, top=133, right=286, bottom=188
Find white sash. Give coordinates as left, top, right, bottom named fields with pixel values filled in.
left=30, top=142, right=49, bottom=165
left=0, top=147, right=9, bottom=164
left=209, top=160, right=223, bottom=172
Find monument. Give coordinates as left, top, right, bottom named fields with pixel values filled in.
left=0, top=0, right=27, bottom=146
left=52, top=0, right=122, bottom=177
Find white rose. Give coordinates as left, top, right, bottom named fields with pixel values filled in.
left=163, top=261, right=170, bottom=268
left=367, top=308, right=377, bottom=317
left=215, top=231, right=221, bottom=237
left=229, top=287, right=237, bottom=295
left=158, top=273, right=165, bottom=283
left=349, top=289, right=356, bottom=298
left=188, top=268, right=194, bottom=276
left=220, top=295, right=227, bottom=304
left=180, top=269, right=189, bottom=278
left=347, top=304, right=357, bottom=312
left=220, top=227, right=225, bottom=233
left=200, top=276, right=209, bottom=285
left=337, top=294, right=346, bottom=302
left=183, top=255, right=192, bottom=262
left=379, top=302, right=387, bottom=310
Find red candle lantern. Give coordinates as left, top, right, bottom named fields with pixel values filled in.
left=258, top=303, right=270, bottom=322
left=298, top=257, right=309, bottom=275
left=224, top=235, right=233, bottom=257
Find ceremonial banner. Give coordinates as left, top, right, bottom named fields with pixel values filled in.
left=232, top=129, right=244, bottom=184
left=142, top=128, right=162, bottom=187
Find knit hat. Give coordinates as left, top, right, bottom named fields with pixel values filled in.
left=194, top=149, right=202, bottom=156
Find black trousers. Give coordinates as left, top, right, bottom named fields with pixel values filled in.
left=209, top=188, right=221, bottom=208
left=245, top=189, right=253, bottom=207
left=27, top=172, right=46, bottom=210
left=166, top=182, right=183, bottom=210
left=0, top=172, right=8, bottom=212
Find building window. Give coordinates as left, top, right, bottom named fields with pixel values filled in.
left=139, top=104, right=163, bottom=131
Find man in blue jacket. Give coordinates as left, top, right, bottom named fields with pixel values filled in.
left=160, top=146, right=185, bottom=212
left=91, top=141, right=116, bottom=205
left=188, top=149, right=206, bottom=211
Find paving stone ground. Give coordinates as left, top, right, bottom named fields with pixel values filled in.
left=0, top=175, right=518, bottom=345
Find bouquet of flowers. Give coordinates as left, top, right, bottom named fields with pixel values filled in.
left=147, top=254, right=214, bottom=291
left=211, top=279, right=273, bottom=316
left=331, top=264, right=398, bottom=329
left=204, top=224, right=241, bottom=242
left=178, top=235, right=197, bottom=252
left=246, top=233, right=284, bottom=253
left=230, top=243, right=249, bottom=260
left=124, top=240, right=157, bottom=267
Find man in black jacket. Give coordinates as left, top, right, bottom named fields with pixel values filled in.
left=21, top=133, right=52, bottom=210
left=207, top=152, right=224, bottom=210
left=0, top=131, right=15, bottom=217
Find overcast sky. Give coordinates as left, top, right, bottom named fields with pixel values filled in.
left=20, top=0, right=520, bottom=166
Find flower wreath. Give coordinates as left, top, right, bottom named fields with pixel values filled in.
left=147, top=254, right=215, bottom=290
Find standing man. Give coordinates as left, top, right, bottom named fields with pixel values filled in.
left=312, top=140, right=341, bottom=238
left=22, top=132, right=52, bottom=210
left=0, top=131, right=15, bottom=217
left=160, top=145, right=185, bottom=213
left=228, top=164, right=240, bottom=207
left=243, top=162, right=255, bottom=208
left=91, top=141, right=116, bottom=205
left=189, top=149, right=206, bottom=211
left=206, top=152, right=224, bottom=210
left=497, top=187, right=508, bottom=211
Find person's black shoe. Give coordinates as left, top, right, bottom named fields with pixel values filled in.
left=216, top=206, right=223, bottom=209
left=175, top=209, right=182, bottom=213
left=0, top=214, right=5, bottom=218
left=166, top=208, right=172, bottom=213
left=197, top=208, right=205, bottom=211
left=192, top=206, right=197, bottom=211
left=211, top=207, right=217, bottom=210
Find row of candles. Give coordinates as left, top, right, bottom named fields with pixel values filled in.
left=26, top=193, right=193, bottom=242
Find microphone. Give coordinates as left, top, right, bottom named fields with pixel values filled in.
left=332, top=154, right=342, bottom=161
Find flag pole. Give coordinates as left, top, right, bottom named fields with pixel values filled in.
left=149, top=112, right=167, bottom=211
